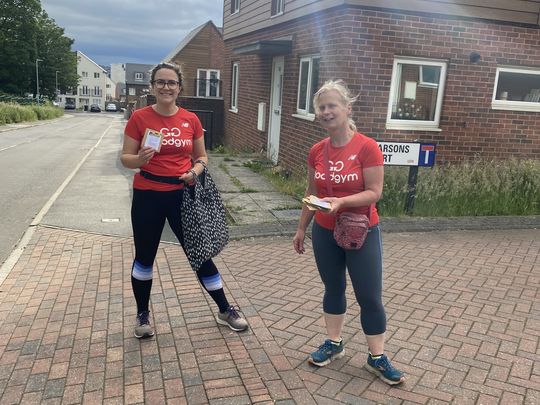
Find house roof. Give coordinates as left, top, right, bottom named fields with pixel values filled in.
left=162, top=20, right=222, bottom=62
left=77, top=50, right=107, bottom=73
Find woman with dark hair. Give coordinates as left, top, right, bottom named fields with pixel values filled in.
left=121, top=62, right=247, bottom=338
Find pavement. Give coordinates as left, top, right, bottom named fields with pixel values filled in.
left=0, top=120, right=539, bottom=404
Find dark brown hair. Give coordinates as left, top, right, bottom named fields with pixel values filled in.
left=150, top=62, right=183, bottom=86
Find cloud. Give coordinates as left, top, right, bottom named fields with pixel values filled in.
left=40, top=0, right=223, bottom=66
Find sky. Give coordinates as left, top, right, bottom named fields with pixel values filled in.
left=40, top=0, right=224, bottom=67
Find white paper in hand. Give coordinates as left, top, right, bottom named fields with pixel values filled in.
left=142, top=128, right=163, bottom=152
left=302, top=195, right=331, bottom=212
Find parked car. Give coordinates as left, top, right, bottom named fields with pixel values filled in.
left=105, top=103, right=117, bottom=112
left=64, top=101, right=76, bottom=110
left=90, top=104, right=101, bottom=112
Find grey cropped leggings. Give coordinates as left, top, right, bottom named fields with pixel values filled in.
left=311, top=221, right=386, bottom=335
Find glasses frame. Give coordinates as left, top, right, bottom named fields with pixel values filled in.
left=152, top=79, right=180, bottom=89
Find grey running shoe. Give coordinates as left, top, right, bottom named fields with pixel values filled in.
left=134, top=311, right=154, bottom=339
left=216, top=306, right=248, bottom=331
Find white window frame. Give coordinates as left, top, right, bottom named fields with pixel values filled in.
left=134, top=72, right=144, bottom=81
left=128, top=87, right=136, bottom=96
left=231, top=0, right=240, bottom=15
left=418, top=65, right=440, bottom=88
left=82, top=85, right=88, bottom=95
left=386, top=57, right=447, bottom=131
left=94, top=72, right=100, bottom=78
left=295, top=55, right=320, bottom=118
left=492, top=66, right=540, bottom=112
left=230, top=62, right=239, bottom=112
left=197, top=69, right=221, bottom=98
left=271, top=0, right=285, bottom=17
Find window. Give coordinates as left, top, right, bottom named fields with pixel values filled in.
left=81, top=85, right=88, bottom=95
left=271, top=0, right=284, bottom=16
left=92, top=99, right=100, bottom=104
left=197, top=69, right=220, bottom=97
left=94, top=72, right=100, bottom=78
left=230, top=62, right=239, bottom=111
left=492, top=66, right=540, bottom=112
left=93, top=86, right=101, bottom=96
left=296, top=55, right=320, bottom=116
left=128, top=87, right=135, bottom=96
left=82, top=71, right=88, bottom=78
left=419, top=66, right=440, bottom=88
left=135, top=72, right=144, bottom=81
left=386, top=57, right=447, bottom=131
left=231, top=0, right=240, bottom=14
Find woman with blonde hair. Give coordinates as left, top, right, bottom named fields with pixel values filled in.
left=293, top=79, right=404, bottom=385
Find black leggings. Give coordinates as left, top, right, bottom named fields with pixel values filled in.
left=131, top=188, right=216, bottom=272
left=311, top=221, right=386, bottom=335
left=131, top=188, right=229, bottom=312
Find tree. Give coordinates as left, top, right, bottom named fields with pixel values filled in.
left=0, top=0, right=41, bottom=95
left=0, top=0, right=78, bottom=98
left=35, top=10, right=78, bottom=99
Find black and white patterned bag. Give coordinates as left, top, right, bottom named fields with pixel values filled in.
left=180, top=165, right=229, bottom=271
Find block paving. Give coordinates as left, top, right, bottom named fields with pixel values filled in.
left=0, top=226, right=538, bottom=404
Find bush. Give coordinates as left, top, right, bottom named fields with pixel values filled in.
left=0, top=102, right=62, bottom=125
left=0, top=102, right=37, bottom=124
left=243, top=156, right=540, bottom=217
left=412, top=159, right=540, bottom=216
left=29, top=104, right=63, bottom=120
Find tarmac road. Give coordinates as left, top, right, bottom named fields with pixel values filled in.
left=0, top=114, right=125, bottom=266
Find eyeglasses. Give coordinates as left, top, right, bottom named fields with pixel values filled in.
left=152, top=79, right=180, bottom=89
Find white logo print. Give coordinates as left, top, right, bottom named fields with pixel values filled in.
left=314, top=159, right=359, bottom=184
left=348, top=154, right=357, bottom=161
left=329, top=160, right=344, bottom=172
left=181, top=122, right=189, bottom=128
left=160, top=127, right=181, bottom=137
left=159, top=127, right=191, bottom=147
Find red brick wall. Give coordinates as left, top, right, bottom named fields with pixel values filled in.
left=224, top=6, right=540, bottom=176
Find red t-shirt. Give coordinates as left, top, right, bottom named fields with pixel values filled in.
left=124, top=106, right=204, bottom=191
left=307, top=133, right=384, bottom=230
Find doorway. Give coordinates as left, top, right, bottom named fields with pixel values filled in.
left=267, top=56, right=284, bottom=164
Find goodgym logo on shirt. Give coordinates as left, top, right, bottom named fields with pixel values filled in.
left=315, top=160, right=359, bottom=184
left=159, top=127, right=192, bottom=147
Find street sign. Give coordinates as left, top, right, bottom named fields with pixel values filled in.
left=377, top=141, right=436, bottom=167
left=419, top=144, right=436, bottom=167
left=376, top=141, right=437, bottom=214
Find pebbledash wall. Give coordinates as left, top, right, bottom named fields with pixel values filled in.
left=223, top=5, right=540, bottom=176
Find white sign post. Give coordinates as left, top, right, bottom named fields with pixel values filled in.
left=376, top=141, right=437, bottom=214
left=377, top=142, right=420, bottom=166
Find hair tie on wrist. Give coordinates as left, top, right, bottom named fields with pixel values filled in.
left=194, top=159, right=207, bottom=168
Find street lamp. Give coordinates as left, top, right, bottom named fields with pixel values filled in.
left=55, top=70, right=60, bottom=97
left=35, top=58, right=43, bottom=105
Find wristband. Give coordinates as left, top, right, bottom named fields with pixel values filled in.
left=194, top=159, right=207, bottom=168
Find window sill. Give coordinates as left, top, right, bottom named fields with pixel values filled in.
left=229, top=108, right=238, bottom=114
left=292, top=113, right=315, bottom=122
left=386, top=122, right=441, bottom=132
left=491, top=101, right=540, bottom=113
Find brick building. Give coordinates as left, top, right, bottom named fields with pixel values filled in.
left=163, top=20, right=224, bottom=98
left=222, top=0, right=540, bottom=175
